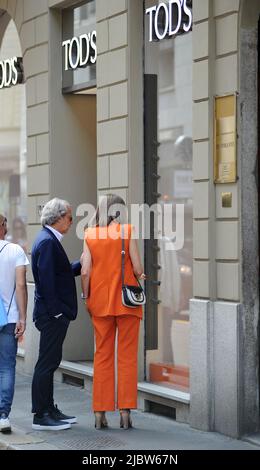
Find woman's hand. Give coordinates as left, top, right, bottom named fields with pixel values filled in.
left=138, top=273, right=147, bottom=280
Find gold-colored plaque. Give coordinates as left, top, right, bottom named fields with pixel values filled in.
left=222, top=192, right=232, bottom=208
left=214, top=95, right=237, bottom=183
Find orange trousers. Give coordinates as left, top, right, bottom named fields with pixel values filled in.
left=92, top=315, right=140, bottom=411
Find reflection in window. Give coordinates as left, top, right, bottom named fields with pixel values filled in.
left=78, top=2, right=95, bottom=24
left=159, top=41, right=174, bottom=91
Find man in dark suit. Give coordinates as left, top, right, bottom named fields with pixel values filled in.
left=31, top=198, right=81, bottom=431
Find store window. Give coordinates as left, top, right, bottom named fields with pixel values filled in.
left=62, top=0, right=96, bottom=93
left=0, top=20, right=27, bottom=252
left=0, top=19, right=27, bottom=349
left=144, top=0, right=192, bottom=392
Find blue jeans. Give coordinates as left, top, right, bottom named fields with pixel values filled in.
left=0, top=323, right=17, bottom=417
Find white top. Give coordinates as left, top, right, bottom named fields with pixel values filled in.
left=45, top=225, right=63, bottom=243
left=0, top=240, right=30, bottom=323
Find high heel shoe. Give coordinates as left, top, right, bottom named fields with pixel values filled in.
left=94, top=411, right=108, bottom=430
left=119, top=409, right=132, bottom=430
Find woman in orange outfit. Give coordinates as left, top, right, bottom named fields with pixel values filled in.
left=81, top=194, right=146, bottom=430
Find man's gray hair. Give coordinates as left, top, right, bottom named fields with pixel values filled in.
left=40, top=198, right=71, bottom=227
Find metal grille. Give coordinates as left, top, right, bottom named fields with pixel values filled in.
left=61, top=436, right=126, bottom=450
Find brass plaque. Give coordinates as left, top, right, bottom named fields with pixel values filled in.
left=222, top=192, right=232, bottom=208
left=214, top=95, right=237, bottom=184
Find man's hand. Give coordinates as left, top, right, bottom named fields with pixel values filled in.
left=15, top=320, right=26, bottom=339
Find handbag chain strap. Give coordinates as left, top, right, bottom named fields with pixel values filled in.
left=121, top=225, right=142, bottom=289
left=0, top=243, right=16, bottom=316
left=121, top=225, right=126, bottom=288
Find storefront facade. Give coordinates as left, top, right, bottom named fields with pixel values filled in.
left=0, top=0, right=260, bottom=438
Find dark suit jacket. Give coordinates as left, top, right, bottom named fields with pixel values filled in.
left=31, top=227, right=81, bottom=322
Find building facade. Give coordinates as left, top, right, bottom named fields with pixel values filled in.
left=0, top=0, right=260, bottom=439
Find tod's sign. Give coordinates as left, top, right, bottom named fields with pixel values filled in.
left=62, top=31, right=97, bottom=71
left=146, top=0, right=192, bottom=42
left=0, top=57, right=24, bottom=89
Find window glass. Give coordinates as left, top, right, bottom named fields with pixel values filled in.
left=0, top=19, right=27, bottom=351
left=0, top=20, right=27, bottom=253
left=62, top=0, right=96, bottom=91
left=145, top=0, right=192, bottom=392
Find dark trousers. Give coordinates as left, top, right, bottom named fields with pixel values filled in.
left=31, top=316, right=69, bottom=415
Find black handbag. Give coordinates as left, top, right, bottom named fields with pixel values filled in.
left=121, top=226, right=146, bottom=308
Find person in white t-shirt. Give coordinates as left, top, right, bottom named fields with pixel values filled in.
left=0, top=214, right=29, bottom=434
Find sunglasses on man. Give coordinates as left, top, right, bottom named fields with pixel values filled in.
left=0, top=217, right=7, bottom=227
left=62, top=214, right=73, bottom=223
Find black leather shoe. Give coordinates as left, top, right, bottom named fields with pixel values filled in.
left=49, top=405, right=77, bottom=424
left=32, top=413, right=71, bottom=431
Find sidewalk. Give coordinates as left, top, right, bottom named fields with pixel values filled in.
left=0, top=372, right=259, bottom=451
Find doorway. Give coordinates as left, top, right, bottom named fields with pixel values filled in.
left=49, top=4, right=98, bottom=366
left=55, top=91, right=97, bottom=365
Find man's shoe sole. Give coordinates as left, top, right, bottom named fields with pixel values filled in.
left=32, top=423, right=71, bottom=431
left=60, top=417, right=77, bottom=424
left=0, top=427, right=12, bottom=434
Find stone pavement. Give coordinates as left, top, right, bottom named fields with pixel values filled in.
left=0, top=372, right=259, bottom=451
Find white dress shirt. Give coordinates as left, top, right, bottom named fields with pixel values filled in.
left=45, top=225, right=63, bottom=243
